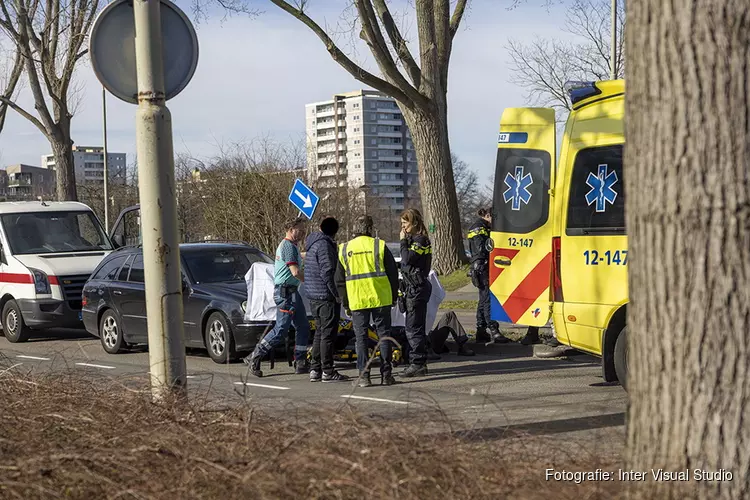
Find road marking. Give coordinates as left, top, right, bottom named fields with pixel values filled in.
left=233, top=382, right=290, bottom=390
left=340, top=395, right=410, bottom=405
left=186, top=375, right=196, bottom=379
left=16, top=355, right=50, bottom=361
left=75, top=363, right=116, bottom=369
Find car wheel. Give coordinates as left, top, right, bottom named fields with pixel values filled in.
left=614, top=326, right=627, bottom=390
left=99, top=310, right=126, bottom=354
left=205, top=312, right=236, bottom=364
left=3, top=300, right=30, bottom=343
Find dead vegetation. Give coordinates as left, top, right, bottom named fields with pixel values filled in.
left=0, top=361, right=624, bottom=499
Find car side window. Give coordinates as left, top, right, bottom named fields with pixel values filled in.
left=92, top=255, right=127, bottom=281
left=128, top=255, right=145, bottom=283
left=117, top=255, right=133, bottom=282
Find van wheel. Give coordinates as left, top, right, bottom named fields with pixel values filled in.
left=99, top=310, right=126, bottom=354
left=614, top=326, right=627, bottom=390
left=3, top=300, right=30, bottom=343
left=205, top=312, right=236, bottom=364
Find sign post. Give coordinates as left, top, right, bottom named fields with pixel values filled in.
left=89, top=0, right=199, bottom=401
left=289, top=179, right=320, bottom=220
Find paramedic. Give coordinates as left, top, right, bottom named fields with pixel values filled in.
left=468, top=208, right=509, bottom=344
left=303, top=217, right=349, bottom=383
left=243, top=217, right=311, bottom=377
left=398, top=208, right=432, bottom=378
left=335, top=215, right=400, bottom=387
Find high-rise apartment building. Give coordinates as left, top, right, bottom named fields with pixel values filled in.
left=305, top=90, right=419, bottom=213
left=42, top=145, right=127, bottom=185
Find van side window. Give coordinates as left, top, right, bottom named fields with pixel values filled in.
left=128, top=255, right=145, bottom=283
left=492, top=148, right=551, bottom=234
left=566, top=145, right=625, bottom=235
left=92, top=255, right=127, bottom=281
left=117, top=255, right=133, bottom=281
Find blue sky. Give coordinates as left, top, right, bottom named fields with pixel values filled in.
left=0, top=0, right=570, bottom=184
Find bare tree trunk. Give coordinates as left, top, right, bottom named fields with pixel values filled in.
left=50, top=134, right=78, bottom=201
left=625, top=1, right=750, bottom=498
left=402, top=101, right=466, bottom=273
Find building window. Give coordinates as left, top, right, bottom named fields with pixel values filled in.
left=370, top=101, right=376, bottom=109
left=354, top=139, right=360, bottom=144
left=371, top=151, right=377, bottom=158
left=371, top=174, right=378, bottom=182
left=354, top=115, right=360, bottom=120
left=353, top=103, right=359, bottom=108
left=370, top=113, right=376, bottom=120
left=354, top=127, right=360, bottom=132
left=371, top=139, right=377, bottom=145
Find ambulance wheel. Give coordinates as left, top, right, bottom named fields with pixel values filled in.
left=205, top=312, right=236, bottom=364
left=3, top=300, right=30, bottom=343
left=614, top=327, right=627, bottom=390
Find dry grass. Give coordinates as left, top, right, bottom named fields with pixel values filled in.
left=0, top=359, right=625, bottom=499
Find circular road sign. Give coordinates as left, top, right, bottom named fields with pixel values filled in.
left=89, top=0, right=199, bottom=104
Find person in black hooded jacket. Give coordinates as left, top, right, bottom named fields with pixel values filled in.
left=303, top=217, right=349, bottom=383
left=468, top=208, right=509, bottom=344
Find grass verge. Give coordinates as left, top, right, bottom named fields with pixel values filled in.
left=439, top=264, right=472, bottom=291
left=0, top=361, right=624, bottom=499
left=439, top=299, right=479, bottom=310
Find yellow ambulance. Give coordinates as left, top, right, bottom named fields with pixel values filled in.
left=489, top=80, right=628, bottom=387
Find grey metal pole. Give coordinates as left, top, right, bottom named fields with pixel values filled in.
left=133, top=0, right=187, bottom=400
left=610, top=0, right=617, bottom=80
left=102, top=86, right=109, bottom=230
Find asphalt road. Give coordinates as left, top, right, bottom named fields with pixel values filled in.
left=0, top=327, right=626, bottom=449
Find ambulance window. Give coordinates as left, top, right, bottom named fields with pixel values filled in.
left=492, top=148, right=551, bottom=234
left=566, top=145, right=625, bottom=235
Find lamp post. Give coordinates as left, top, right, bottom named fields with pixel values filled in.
left=102, top=86, right=109, bottom=230
left=610, top=0, right=617, bottom=80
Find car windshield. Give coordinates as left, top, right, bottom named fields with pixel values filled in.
left=182, top=248, right=273, bottom=284
left=1, top=211, right=112, bottom=255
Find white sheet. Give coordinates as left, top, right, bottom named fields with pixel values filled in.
left=244, top=263, right=445, bottom=331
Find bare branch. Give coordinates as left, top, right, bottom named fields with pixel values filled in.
left=0, top=95, right=47, bottom=134
left=268, top=0, right=422, bottom=109
left=449, top=0, right=468, bottom=37
left=372, top=0, right=421, bottom=86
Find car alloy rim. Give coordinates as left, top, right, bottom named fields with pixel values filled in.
left=103, top=316, right=118, bottom=349
left=209, top=320, right=225, bottom=356
left=6, top=309, right=17, bottom=334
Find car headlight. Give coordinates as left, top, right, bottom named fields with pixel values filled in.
left=241, top=301, right=247, bottom=312
left=30, top=268, right=50, bottom=294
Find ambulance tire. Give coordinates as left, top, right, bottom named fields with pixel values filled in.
left=614, top=327, right=627, bottom=390
left=3, top=300, right=30, bottom=343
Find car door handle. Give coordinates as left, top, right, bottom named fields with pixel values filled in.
left=494, top=256, right=512, bottom=267
left=113, top=290, right=123, bottom=295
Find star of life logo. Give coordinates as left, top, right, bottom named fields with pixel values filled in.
left=503, top=166, right=533, bottom=211
left=585, top=164, right=618, bottom=212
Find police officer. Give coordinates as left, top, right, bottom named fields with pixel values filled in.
left=468, top=208, right=509, bottom=344
left=398, top=208, right=432, bottom=377
left=334, top=215, right=400, bottom=387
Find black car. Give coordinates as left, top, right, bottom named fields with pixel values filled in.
left=82, top=243, right=274, bottom=363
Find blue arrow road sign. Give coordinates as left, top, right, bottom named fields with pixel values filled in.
left=288, top=178, right=320, bottom=219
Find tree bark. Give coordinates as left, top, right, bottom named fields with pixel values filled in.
left=402, top=99, right=466, bottom=273
left=50, top=130, right=78, bottom=201
left=625, top=1, right=750, bottom=498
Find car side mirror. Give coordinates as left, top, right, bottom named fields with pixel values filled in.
left=0, top=243, right=6, bottom=265
left=112, top=234, right=124, bottom=249
left=181, top=276, right=191, bottom=294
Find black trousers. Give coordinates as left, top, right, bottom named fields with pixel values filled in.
left=476, top=272, right=498, bottom=332
left=351, top=306, right=393, bottom=376
left=405, top=282, right=431, bottom=366
left=429, top=311, right=469, bottom=352
left=310, top=299, right=340, bottom=374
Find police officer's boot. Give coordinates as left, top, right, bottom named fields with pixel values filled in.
left=294, top=358, right=310, bottom=374
left=489, top=324, right=510, bottom=344
left=475, top=327, right=491, bottom=343
left=401, top=364, right=428, bottom=377
left=520, top=327, right=540, bottom=346
left=243, top=350, right=263, bottom=378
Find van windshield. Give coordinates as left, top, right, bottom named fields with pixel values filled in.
left=1, top=211, right=112, bottom=255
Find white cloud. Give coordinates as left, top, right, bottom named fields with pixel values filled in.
left=0, top=1, right=569, bottom=186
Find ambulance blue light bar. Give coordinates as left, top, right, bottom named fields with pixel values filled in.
left=565, top=81, right=601, bottom=106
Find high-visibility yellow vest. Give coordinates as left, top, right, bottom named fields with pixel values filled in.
left=339, top=236, right=392, bottom=311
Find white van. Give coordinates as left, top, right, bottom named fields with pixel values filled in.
left=0, top=201, right=112, bottom=342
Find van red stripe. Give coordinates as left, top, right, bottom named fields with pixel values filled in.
left=503, top=252, right=552, bottom=322
left=0, top=273, right=33, bottom=284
